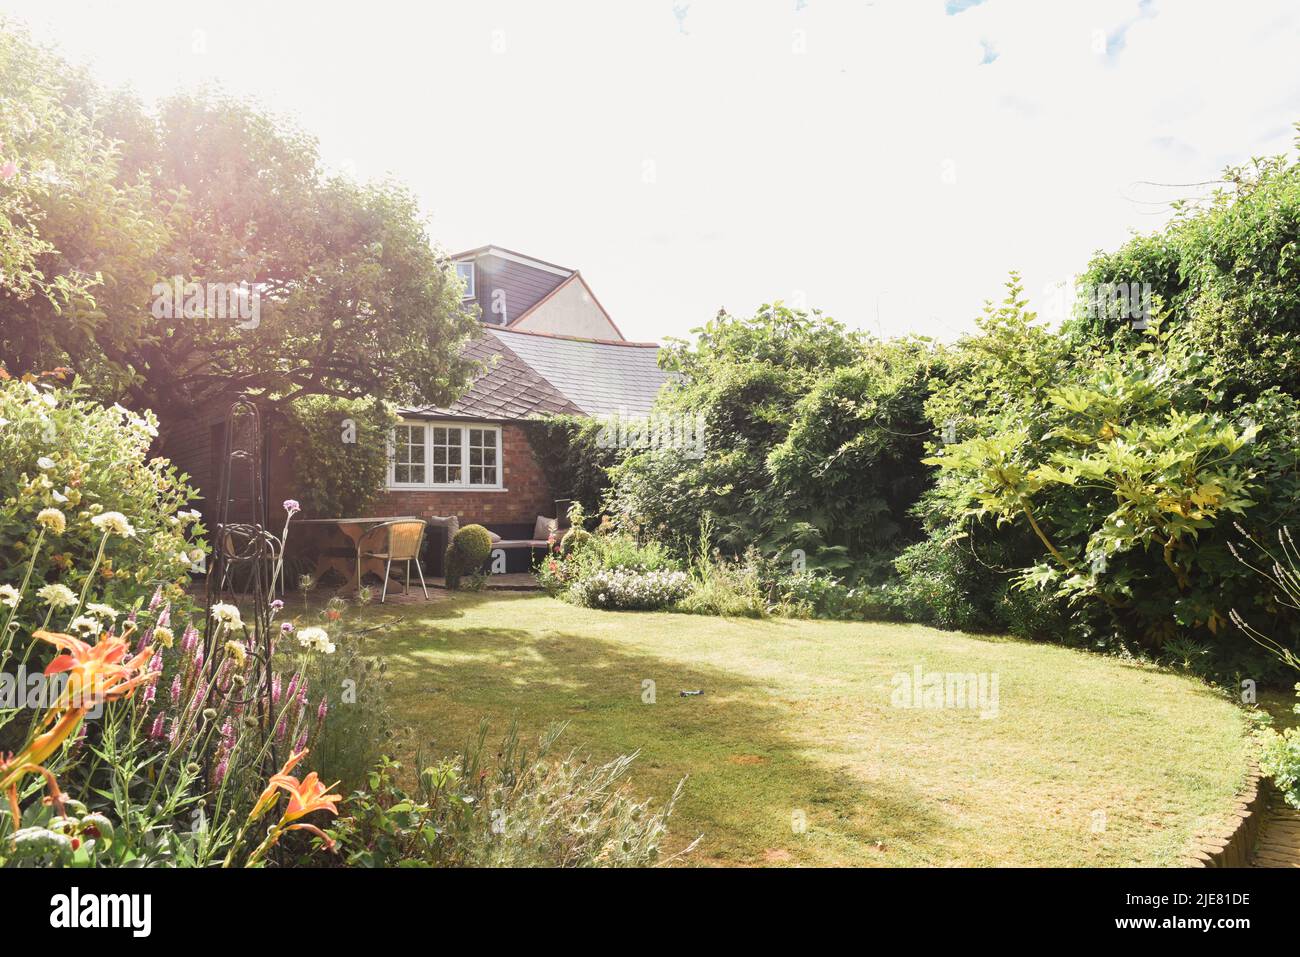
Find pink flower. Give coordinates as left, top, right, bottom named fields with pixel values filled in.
left=149, top=714, right=166, bottom=740
left=142, top=656, right=163, bottom=705
left=317, top=697, right=328, bottom=723
left=283, top=499, right=300, bottom=515
left=0, top=161, right=17, bottom=181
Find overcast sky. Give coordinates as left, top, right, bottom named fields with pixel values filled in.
left=5, top=0, right=1300, bottom=342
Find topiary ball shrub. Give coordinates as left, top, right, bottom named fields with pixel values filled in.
left=559, top=526, right=592, bottom=558
left=445, top=523, right=493, bottom=589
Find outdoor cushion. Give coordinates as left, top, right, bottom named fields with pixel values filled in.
left=533, top=516, right=557, bottom=541
left=427, top=515, right=459, bottom=538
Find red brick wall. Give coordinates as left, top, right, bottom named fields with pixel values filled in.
left=371, top=423, right=555, bottom=526
left=162, top=408, right=554, bottom=531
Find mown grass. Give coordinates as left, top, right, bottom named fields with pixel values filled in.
left=362, top=592, right=1252, bottom=867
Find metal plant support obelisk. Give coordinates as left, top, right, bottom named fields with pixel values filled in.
left=203, top=396, right=279, bottom=769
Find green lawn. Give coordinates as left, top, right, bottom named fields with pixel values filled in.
left=364, top=592, right=1252, bottom=867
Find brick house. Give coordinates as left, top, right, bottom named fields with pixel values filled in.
left=162, top=245, right=669, bottom=552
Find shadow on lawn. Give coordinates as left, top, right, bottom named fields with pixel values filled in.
left=368, top=606, right=953, bottom=866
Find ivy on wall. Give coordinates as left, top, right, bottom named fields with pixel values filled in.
left=279, top=396, right=399, bottom=517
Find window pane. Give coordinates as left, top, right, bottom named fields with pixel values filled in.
left=466, top=427, right=498, bottom=485
left=392, top=425, right=427, bottom=485
left=429, top=425, right=463, bottom=484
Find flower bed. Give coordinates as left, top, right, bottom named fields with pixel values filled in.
left=570, top=568, right=693, bottom=611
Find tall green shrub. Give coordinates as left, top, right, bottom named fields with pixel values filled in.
left=0, top=373, right=203, bottom=622
left=280, top=396, right=398, bottom=516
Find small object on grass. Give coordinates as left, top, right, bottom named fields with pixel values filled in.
left=679, top=689, right=703, bottom=697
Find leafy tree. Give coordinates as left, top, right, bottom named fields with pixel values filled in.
left=610, top=303, right=933, bottom=579
left=924, top=279, right=1291, bottom=661
left=1069, top=131, right=1300, bottom=400
left=766, top=338, right=937, bottom=577
left=0, top=26, right=477, bottom=417
left=0, top=22, right=151, bottom=345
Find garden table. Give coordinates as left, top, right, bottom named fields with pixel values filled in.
left=292, top=516, right=421, bottom=593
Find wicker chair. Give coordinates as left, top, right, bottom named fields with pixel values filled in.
left=356, top=520, right=429, bottom=602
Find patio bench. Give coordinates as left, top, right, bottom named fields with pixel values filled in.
left=423, top=514, right=557, bottom=575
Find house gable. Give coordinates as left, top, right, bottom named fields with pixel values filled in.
left=508, top=273, right=623, bottom=341
left=451, top=244, right=625, bottom=341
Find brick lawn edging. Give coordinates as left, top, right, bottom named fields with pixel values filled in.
left=1185, top=765, right=1265, bottom=867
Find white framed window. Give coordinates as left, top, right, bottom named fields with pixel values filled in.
left=387, top=420, right=502, bottom=490
left=454, top=261, right=475, bottom=300
left=390, top=423, right=427, bottom=486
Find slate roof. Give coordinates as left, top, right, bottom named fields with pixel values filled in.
left=401, top=329, right=671, bottom=421
left=492, top=329, right=668, bottom=416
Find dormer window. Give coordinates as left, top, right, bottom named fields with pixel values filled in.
left=454, top=261, right=475, bottom=300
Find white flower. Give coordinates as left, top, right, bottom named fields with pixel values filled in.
left=91, top=511, right=135, bottom=538
left=297, top=626, right=336, bottom=654
left=210, top=602, right=244, bottom=630
left=86, top=602, right=118, bottom=621
left=36, top=508, right=66, bottom=534
left=36, top=456, right=55, bottom=470
left=69, top=615, right=101, bottom=638
left=37, top=583, right=77, bottom=609
left=0, top=584, right=20, bottom=608
left=51, top=489, right=68, bottom=504
left=39, top=392, right=57, bottom=409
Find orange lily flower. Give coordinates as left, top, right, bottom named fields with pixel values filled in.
left=279, top=771, right=342, bottom=824
left=38, top=627, right=154, bottom=709
left=1, top=628, right=156, bottom=804
left=249, top=748, right=308, bottom=821
left=239, top=748, right=343, bottom=865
